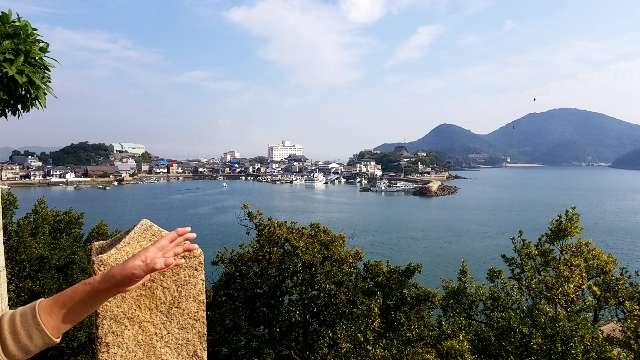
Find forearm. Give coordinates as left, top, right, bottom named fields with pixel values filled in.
left=38, top=271, right=121, bottom=339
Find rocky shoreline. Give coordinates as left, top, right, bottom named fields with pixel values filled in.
left=412, top=183, right=459, bottom=197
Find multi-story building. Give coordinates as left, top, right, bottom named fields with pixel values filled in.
left=115, top=158, right=137, bottom=173
left=221, top=150, right=241, bottom=162
left=355, top=161, right=382, bottom=177
left=29, top=169, right=45, bottom=180
left=85, top=166, right=117, bottom=178
left=267, top=140, right=303, bottom=162
left=168, top=162, right=183, bottom=175
left=10, top=155, right=42, bottom=168
left=110, top=143, right=147, bottom=155
left=0, top=164, right=21, bottom=181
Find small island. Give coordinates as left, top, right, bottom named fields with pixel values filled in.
left=412, top=181, right=459, bottom=197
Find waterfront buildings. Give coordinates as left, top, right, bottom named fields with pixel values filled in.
left=355, top=161, right=383, bottom=177
left=110, top=143, right=147, bottom=155
left=0, top=164, right=21, bottom=181
left=114, top=158, right=137, bottom=173
left=85, top=166, right=117, bottom=178
left=221, top=150, right=241, bottom=162
left=10, top=155, right=43, bottom=168
left=268, top=140, right=304, bottom=162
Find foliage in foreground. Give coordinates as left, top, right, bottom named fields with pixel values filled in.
left=208, top=205, right=640, bottom=359
left=2, top=192, right=119, bottom=360
left=0, top=9, right=55, bottom=119
left=4, top=192, right=640, bottom=359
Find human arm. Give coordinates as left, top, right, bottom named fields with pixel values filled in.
left=0, top=226, right=198, bottom=360
left=38, top=226, right=198, bottom=339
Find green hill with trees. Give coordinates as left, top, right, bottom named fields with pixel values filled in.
left=37, top=142, right=113, bottom=166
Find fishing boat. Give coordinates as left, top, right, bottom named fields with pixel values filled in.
left=304, top=172, right=326, bottom=186
left=370, top=180, right=415, bottom=192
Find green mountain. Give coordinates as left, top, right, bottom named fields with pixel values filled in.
left=375, top=108, right=640, bottom=165
left=611, top=148, right=640, bottom=170
left=375, top=123, right=494, bottom=155
left=486, top=108, right=640, bottom=164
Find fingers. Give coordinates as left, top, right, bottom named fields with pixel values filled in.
left=150, top=257, right=176, bottom=272
left=167, top=240, right=199, bottom=258
left=149, top=256, right=187, bottom=272
left=161, top=227, right=192, bottom=244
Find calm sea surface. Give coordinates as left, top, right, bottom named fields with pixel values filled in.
left=10, top=167, right=640, bottom=287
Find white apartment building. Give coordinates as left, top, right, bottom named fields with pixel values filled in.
left=267, top=140, right=304, bottom=162
left=355, top=161, right=382, bottom=177
left=221, top=150, right=241, bottom=162
left=110, top=143, right=147, bottom=155
left=11, top=155, right=43, bottom=168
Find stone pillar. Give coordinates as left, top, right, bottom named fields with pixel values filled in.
left=92, top=219, right=206, bottom=360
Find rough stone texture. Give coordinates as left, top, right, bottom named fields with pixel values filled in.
left=92, top=219, right=206, bottom=360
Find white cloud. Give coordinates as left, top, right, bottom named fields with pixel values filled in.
left=226, top=0, right=363, bottom=88
left=42, top=26, right=163, bottom=71
left=388, top=24, right=443, bottom=65
left=380, top=38, right=640, bottom=134
left=502, top=19, right=515, bottom=32
left=174, top=70, right=244, bottom=92
left=339, top=0, right=385, bottom=24
left=0, top=0, right=59, bottom=16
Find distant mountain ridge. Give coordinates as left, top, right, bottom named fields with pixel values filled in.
left=374, top=108, right=640, bottom=165
left=376, top=123, right=495, bottom=155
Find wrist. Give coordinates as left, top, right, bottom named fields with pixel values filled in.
left=93, top=268, right=128, bottom=297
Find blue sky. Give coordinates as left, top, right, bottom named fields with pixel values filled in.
left=1, top=0, right=639, bottom=160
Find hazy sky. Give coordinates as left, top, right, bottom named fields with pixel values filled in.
left=1, top=0, right=639, bottom=160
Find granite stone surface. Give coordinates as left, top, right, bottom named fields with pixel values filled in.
left=92, top=219, right=206, bottom=360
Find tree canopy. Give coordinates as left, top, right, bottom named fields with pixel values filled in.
left=0, top=9, right=55, bottom=119
left=46, top=142, right=112, bottom=166
left=2, top=193, right=119, bottom=359
left=207, top=204, right=439, bottom=359
left=4, top=191, right=640, bottom=358
left=208, top=205, right=640, bottom=359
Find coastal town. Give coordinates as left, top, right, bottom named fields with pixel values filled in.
left=0, top=140, right=459, bottom=197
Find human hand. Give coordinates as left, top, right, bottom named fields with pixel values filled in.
left=103, top=227, right=198, bottom=294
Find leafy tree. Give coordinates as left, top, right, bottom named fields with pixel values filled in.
left=47, top=141, right=113, bottom=166
left=436, top=208, right=628, bottom=359
left=207, top=205, right=438, bottom=359
left=134, top=150, right=154, bottom=165
left=0, top=9, right=55, bottom=119
left=8, top=148, right=36, bottom=162
left=1, top=8, right=56, bottom=311
left=1, top=190, right=17, bottom=238
left=38, top=150, right=51, bottom=165
left=4, top=196, right=119, bottom=359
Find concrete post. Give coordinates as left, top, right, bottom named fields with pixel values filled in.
left=91, top=219, right=206, bottom=359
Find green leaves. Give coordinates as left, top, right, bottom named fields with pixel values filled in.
left=208, top=205, right=438, bottom=359
left=2, top=195, right=118, bottom=359
left=0, top=9, right=55, bottom=119
left=207, top=206, right=640, bottom=359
